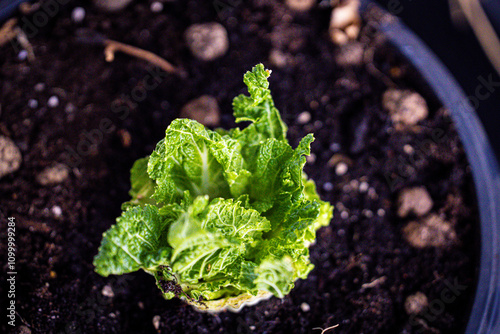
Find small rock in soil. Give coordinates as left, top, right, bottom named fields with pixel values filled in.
left=47, top=96, right=59, bottom=108
left=180, top=95, right=220, bottom=126
left=51, top=205, right=63, bottom=218
left=404, top=292, right=428, bottom=315
left=345, top=23, right=360, bottom=40
left=300, top=302, right=310, bottom=312
left=18, top=50, right=28, bottom=61
left=71, top=7, right=86, bottom=23
left=306, top=153, right=316, bottom=164
left=359, top=181, right=369, bottom=193
left=382, top=89, right=428, bottom=126
left=323, top=182, right=333, bottom=191
left=28, top=99, right=38, bottom=109
left=34, top=82, right=45, bottom=92
left=185, top=23, right=229, bottom=61
left=297, top=111, right=311, bottom=124
left=118, top=129, right=132, bottom=147
left=402, top=214, right=457, bottom=248
left=18, top=325, right=31, bottom=334
left=329, top=0, right=361, bottom=44
left=335, top=162, right=348, bottom=176
left=286, top=0, right=316, bottom=12
left=150, top=1, right=163, bottom=13
left=36, top=163, right=69, bottom=186
left=330, top=0, right=360, bottom=29
left=0, top=136, right=22, bottom=179
left=102, top=285, right=114, bottom=297
left=334, top=41, right=364, bottom=67
left=397, top=186, right=433, bottom=218
left=269, top=49, right=293, bottom=69
left=152, top=315, right=161, bottom=330
left=93, top=0, right=134, bottom=12
left=330, top=28, right=349, bottom=45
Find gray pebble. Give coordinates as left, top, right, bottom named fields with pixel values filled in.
left=18, top=50, right=28, bottom=61
left=34, top=83, right=45, bottom=92
left=0, top=136, right=22, bottom=179
left=47, top=96, right=59, bottom=108
left=180, top=95, right=220, bottom=126
left=28, top=99, right=38, bottom=109
left=397, top=186, right=433, bottom=218
left=382, top=89, right=428, bottom=126
left=286, top=0, right=316, bottom=11
left=36, top=163, right=69, bottom=186
left=323, top=182, right=333, bottom=191
left=402, top=214, right=457, bottom=248
left=185, top=22, right=229, bottom=61
left=150, top=1, right=163, bottom=12
left=335, top=162, right=348, bottom=176
left=297, top=111, right=311, bottom=124
left=404, top=292, right=429, bottom=315
left=72, top=7, right=86, bottom=23
left=102, top=285, right=114, bottom=297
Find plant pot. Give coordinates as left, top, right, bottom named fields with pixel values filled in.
left=0, top=1, right=496, bottom=333
left=0, top=0, right=29, bottom=22
left=363, top=2, right=500, bottom=333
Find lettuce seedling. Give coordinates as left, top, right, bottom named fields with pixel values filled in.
left=93, top=64, right=333, bottom=312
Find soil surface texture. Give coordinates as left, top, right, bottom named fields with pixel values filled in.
left=0, top=1, right=479, bottom=333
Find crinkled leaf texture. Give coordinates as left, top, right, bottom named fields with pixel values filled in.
left=93, top=64, right=333, bottom=312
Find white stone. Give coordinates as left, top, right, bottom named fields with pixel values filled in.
left=359, top=181, right=369, bottom=193
left=185, top=22, right=229, bottom=61
left=72, top=7, right=86, bottom=23
left=150, top=2, right=163, bottom=13
left=102, top=285, right=114, bottom=297
left=286, top=0, right=316, bottom=12
left=0, top=136, right=22, bottom=179
left=397, top=186, right=433, bottom=218
left=300, top=302, right=311, bottom=312
left=18, top=50, right=28, bottom=61
left=404, top=292, right=428, bottom=315
left=152, top=315, right=161, bottom=330
left=51, top=205, right=62, bottom=217
left=28, top=99, right=38, bottom=109
left=47, top=96, right=59, bottom=108
left=382, top=89, right=428, bottom=126
left=402, top=214, right=457, bottom=248
left=323, top=182, right=333, bottom=191
left=36, top=163, right=69, bottom=186
left=297, top=111, right=311, bottom=124
left=335, top=162, right=348, bottom=176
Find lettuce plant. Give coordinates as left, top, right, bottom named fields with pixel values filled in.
left=93, top=64, right=333, bottom=312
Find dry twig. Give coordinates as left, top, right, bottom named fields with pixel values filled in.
left=0, top=18, right=35, bottom=61
left=19, top=2, right=41, bottom=15
left=76, top=29, right=184, bottom=77
left=103, top=39, right=180, bottom=75
left=0, top=18, right=18, bottom=46
left=313, top=324, right=340, bottom=334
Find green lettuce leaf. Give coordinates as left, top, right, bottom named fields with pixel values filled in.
left=94, top=64, right=333, bottom=312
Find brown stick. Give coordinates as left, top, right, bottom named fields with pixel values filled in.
left=103, top=39, right=182, bottom=76
left=0, top=18, right=35, bottom=62
left=0, top=18, right=18, bottom=47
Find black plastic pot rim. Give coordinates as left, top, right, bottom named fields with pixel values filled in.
left=0, top=0, right=28, bottom=23
left=363, top=1, right=500, bottom=333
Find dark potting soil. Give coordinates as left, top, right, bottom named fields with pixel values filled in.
left=0, top=1, right=479, bottom=333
